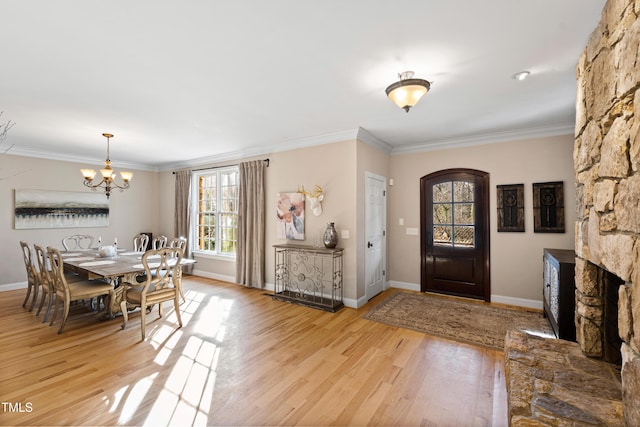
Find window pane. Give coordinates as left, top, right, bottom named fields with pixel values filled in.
left=453, top=181, right=474, bottom=202
left=454, top=203, right=474, bottom=225
left=433, top=182, right=452, bottom=203
left=433, top=204, right=452, bottom=225
left=195, top=168, right=238, bottom=254
left=453, top=226, right=475, bottom=247
left=433, top=225, right=452, bottom=246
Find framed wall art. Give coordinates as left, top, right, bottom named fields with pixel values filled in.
left=532, top=181, right=565, bottom=233
left=14, top=189, right=109, bottom=229
left=276, top=192, right=305, bottom=240
left=497, top=184, right=524, bottom=232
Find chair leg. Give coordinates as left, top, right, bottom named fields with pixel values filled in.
left=28, top=284, right=39, bottom=312
left=49, top=298, right=59, bottom=327
left=22, top=283, right=33, bottom=308
left=43, top=293, right=55, bottom=323
left=35, top=290, right=46, bottom=316
left=141, top=304, right=147, bottom=340
left=120, top=300, right=129, bottom=329
left=174, top=295, right=183, bottom=328
left=58, top=299, right=70, bottom=334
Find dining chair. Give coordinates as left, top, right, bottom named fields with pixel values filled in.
left=47, top=246, right=115, bottom=334
left=34, top=244, right=86, bottom=323
left=169, top=237, right=188, bottom=302
left=169, top=236, right=187, bottom=250
left=62, top=234, right=95, bottom=251
left=152, top=235, right=168, bottom=250
left=119, top=247, right=184, bottom=340
left=33, top=244, right=55, bottom=322
left=19, top=241, right=39, bottom=311
left=133, top=233, right=150, bottom=253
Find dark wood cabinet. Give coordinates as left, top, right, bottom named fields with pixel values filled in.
left=543, top=248, right=576, bottom=341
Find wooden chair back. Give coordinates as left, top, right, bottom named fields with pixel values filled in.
left=152, top=235, right=168, bottom=250
left=169, top=236, right=187, bottom=250
left=19, top=241, right=38, bottom=310
left=133, top=233, right=150, bottom=253
left=62, top=234, right=94, bottom=251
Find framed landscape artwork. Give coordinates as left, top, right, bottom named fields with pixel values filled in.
left=14, top=189, right=109, bottom=229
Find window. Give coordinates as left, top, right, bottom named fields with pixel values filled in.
left=432, top=180, right=475, bottom=247
left=191, top=167, right=239, bottom=256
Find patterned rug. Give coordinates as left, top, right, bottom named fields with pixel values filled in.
left=363, top=291, right=554, bottom=351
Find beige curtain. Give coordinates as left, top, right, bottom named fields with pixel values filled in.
left=236, top=160, right=265, bottom=287
left=174, top=170, right=193, bottom=270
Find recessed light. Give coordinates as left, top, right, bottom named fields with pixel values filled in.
left=512, top=71, right=531, bottom=81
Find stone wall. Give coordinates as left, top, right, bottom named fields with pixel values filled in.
left=574, top=0, right=640, bottom=424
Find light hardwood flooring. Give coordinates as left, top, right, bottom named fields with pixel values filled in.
left=1, top=276, right=508, bottom=426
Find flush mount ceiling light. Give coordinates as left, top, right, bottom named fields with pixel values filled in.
left=81, top=133, right=133, bottom=199
left=385, top=71, right=431, bottom=113
left=512, top=71, right=531, bottom=81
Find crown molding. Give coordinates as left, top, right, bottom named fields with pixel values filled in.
left=163, top=128, right=360, bottom=171
left=390, top=123, right=575, bottom=155
left=5, top=145, right=159, bottom=172
left=356, top=127, right=393, bottom=153
left=5, top=122, right=575, bottom=172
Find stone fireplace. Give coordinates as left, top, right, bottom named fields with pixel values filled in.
left=574, top=0, right=640, bottom=423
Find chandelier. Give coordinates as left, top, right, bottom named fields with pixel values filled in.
left=385, top=71, right=431, bottom=112
left=81, top=133, right=132, bottom=198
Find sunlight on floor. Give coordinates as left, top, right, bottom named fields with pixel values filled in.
left=113, top=372, right=159, bottom=424
left=108, top=288, right=233, bottom=426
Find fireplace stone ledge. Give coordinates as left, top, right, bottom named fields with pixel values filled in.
left=505, top=329, right=623, bottom=426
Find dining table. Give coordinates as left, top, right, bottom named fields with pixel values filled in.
left=60, top=248, right=195, bottom=317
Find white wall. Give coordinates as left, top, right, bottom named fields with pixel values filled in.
left=388, top=134, right=576, bottom=307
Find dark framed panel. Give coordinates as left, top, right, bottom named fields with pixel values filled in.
left=497, top=184, right=524, bottom=232
left=533, top=181, right=564, bottom=233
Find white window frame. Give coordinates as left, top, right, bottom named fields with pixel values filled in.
left=190, top=166, right=239, bottom=260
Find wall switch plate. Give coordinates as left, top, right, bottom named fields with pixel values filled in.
left=341, top=230, right=349, bottom=239
left=399, top=218, right=404, bottom=225
left=406, top=227, right=419, bottom=235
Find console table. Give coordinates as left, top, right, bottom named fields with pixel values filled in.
left=273, top=244, right=344, bottom=312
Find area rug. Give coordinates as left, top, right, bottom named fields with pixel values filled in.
left=363, top=292, right=554, bottom=351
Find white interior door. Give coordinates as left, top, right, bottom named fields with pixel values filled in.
left=365, top=172, right=386, bottom=301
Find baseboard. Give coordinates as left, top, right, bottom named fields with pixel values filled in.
left=388, top=281, right=420, bottom=292
left=388, top=281, right=542, bottom=309
left=0, top=281, right=27, bottom=292
left=190, top=269, right=236, bottom=284
left=189, top=270, right=276, bottom=293
left=491, top=295, right=543, bottom=310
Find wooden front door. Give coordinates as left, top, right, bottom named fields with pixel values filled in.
left=420, top=169, right=490, bottom=301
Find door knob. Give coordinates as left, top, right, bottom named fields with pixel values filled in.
left=367, top=241, right=373, bottom=248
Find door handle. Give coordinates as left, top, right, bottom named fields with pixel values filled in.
left=367, top=241, right=373, bottom=248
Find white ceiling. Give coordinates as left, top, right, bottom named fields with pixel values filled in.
left=0, top=1, right=606, bottom=172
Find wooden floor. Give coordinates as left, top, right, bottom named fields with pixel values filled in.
left=1, top=276, right=508, bottom=426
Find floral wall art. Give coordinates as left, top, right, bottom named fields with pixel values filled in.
left=14, top=189, right=109, bottom=229
left=276, top=192, right=305, bottom=240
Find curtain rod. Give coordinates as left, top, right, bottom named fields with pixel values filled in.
left=173, top=158, right=269, bottom=174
